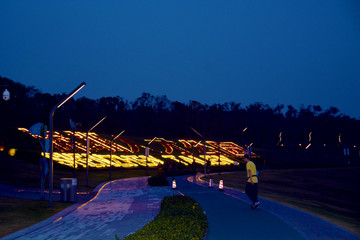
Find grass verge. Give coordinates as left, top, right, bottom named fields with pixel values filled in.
left=0, top=196, right=73, bottom=237
left=120, top=195, right=208, bottom=240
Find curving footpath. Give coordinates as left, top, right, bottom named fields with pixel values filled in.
left=181, top=175, right=360, bottom=240
left=1, top=177, right=175, bottom=240
left=1, top=175, right=359, bottom=240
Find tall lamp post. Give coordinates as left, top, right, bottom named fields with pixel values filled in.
left=69, top=119, right=80, bottom=178
left=191, top=127, right=207, bottom=175
left=145, top=137, right=157, bottom=175
left=86, top=116, right=107, bottom=186
left=191, top=140, right=202, bottom=170
left=109, top=130, right=125, bottom=180
left=49, top=82, right=86, bottom=208
left=218, top=141, right=221, bottom=175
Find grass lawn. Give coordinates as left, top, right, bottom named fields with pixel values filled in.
left=0, top=197, right=73, bottom=237
left=204, top=167, right=360, bottom=236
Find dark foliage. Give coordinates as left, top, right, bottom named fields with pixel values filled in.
left=1, top=76, right=359, bottom=152
left=147, top=174, right=169, bottom=187
left=122, top=195, right=208, bottom=240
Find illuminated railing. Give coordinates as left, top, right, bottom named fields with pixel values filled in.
left=20, top=128, right=257, bottom=169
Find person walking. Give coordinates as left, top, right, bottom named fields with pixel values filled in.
left=243, top=154, right=260, bottom=209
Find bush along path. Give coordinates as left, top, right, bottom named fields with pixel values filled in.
left=118, top=195, right=208, bottom=240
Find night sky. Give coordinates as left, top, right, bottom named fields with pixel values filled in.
left=1, top=1, right=359, bottom=118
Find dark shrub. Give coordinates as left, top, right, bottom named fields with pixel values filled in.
left=122, top=195, right=208, bottom=240
left=147, top=174, right=169, bottom=186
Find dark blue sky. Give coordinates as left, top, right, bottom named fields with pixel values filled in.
left=1, top=1, right=359, bottom=118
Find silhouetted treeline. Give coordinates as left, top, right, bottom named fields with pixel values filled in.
left=1, top=76, right=359, bottom=150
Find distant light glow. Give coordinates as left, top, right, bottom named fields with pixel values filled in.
left=53, top=217, right=63, bottom=223
left=8, top=148, right=16, bottom=156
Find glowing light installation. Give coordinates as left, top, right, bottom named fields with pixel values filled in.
left=19, top=128, right=257, bottom=169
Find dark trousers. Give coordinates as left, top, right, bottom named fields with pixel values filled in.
left=245, top=182, right=258, bottom=203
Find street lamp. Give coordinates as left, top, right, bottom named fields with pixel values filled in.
left=86, top=116, right=107, bottom=186
left=191, top=140, right=202, bottom=168
left=49, top=82, right=86, bottom=208
left=218, top=141, right=221, bottom=175
left=145, top=137, right=157, bottom=175
left=70, top=119, right=80, bottom=178
left=109, top=130, right=125, bottom=180
left=191, top=127, right=207, bottom=175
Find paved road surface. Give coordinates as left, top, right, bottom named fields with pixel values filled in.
left=1, top=175, right=359, bottom=240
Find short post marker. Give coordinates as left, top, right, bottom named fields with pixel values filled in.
left=209, top=176, right=214, bottom=188
left=172, top=178, right=177, bottom=189
left=219, top=179, right=224, bottom=191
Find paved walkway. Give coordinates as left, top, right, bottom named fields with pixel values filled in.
left=1, top=175, right=359, bottom=240
left=182, top=175, right=360, bottom=240
left=1, top=177, right=176, bottom=240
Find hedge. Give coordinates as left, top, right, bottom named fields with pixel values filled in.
left=147, top=174, right=169, bottom=186
left=117, top=195, right=208, bottom=240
